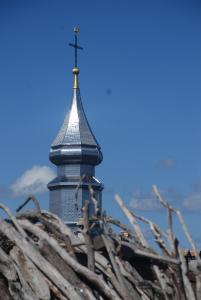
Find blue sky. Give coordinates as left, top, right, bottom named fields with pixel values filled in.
left=0, top=0, right=200, bottom=247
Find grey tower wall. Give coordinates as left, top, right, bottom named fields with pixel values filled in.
left=48, top=164, right=103, bottom=224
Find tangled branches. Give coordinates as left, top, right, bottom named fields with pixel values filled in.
left=0, top=186, right=200, bottom=300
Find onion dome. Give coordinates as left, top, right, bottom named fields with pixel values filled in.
left=49, top=67, right=103, bottom=166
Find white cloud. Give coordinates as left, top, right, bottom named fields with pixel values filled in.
left=182, top=192, right=201, bottom=212
left=129, top=187, right=183, bottom=212
left=195, top=179, right=201, bottom=192
left=129, top=187, right=201, bottom=213
left=10, top=165, right=55, bottom=197
left=130, top=197, right=161, bottom=211
left=129, top=189, right=162, bottom=211
left=0, top=186, right=11, bottom=199
left=157, top=158, right=175, bottom=169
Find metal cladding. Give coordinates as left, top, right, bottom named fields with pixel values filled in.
left=48, top=31, right=103, bottom=225
left=49, top=85, right=103, bottom=166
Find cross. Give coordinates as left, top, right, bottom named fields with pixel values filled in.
left=69, top=27, right=83, bottom=68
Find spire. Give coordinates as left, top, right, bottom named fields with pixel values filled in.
left=48, top=28, right=103, bottom=225
left=69, top=27, right=83, bottom=89
left=49, top=28, right=103, bottom=166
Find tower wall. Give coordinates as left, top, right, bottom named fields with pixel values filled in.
left=48, top=163, right=103, bottom=224
left=49, top=188, right=82, bottom=223
left=49, top=181, right=102, bottom=224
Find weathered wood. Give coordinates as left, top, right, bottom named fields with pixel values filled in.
left=177, top=245, right=196, bottom=300
left=41, top=210, right=79, bottom=244
left=153, top=185, right=201, bottom=263
left=115, top=194, right=148, bottom=247
left=45, top=278, right=67, bottom=300
left=120, top=241, right=179, bottom=266
left=83, top=200, right=95, bottom=271
left=195, top=274, right=201, bottom=300
left=0, top=219, right=83, bottom=300
left=10, top=262, right=40, bottom=300
left=0, top=247, right=17, bottom=281
left=18, top=219, right=117, bottom=300
left=88, top=184, right=99, bottom=216
left=39, top=239, right=96, bottom=300
left=102, top=233, right=132, bottom=299
left=106, top=216, right=137, bottom=240
left=16, top=194, right=41, bottom=214
left=10, top=246, right=50, bottom=300
left=115, top=194, right=179, bottom=300
left=38, top=215, right=75, bottom=257
left=0, top=186, right=200, bottom=300
left=78, top=244, right=123, bottom=299
left=115, top=255, right=143, bottom=300
left=0, top=204, right=27, bottom=238
left=128, top=211, right=171, bottom=256
left=0, top=275, right=13, bottom=300
left=0, top=247, right=38, bottom=300
left=152, top=265, right=169, bottom=300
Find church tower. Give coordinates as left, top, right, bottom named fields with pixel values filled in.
left=48, top=28, right=103, bottom=226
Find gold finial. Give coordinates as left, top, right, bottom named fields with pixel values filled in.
left=73, top=67, right=79, bottom=89
left=73, top=67, right=79, bottom=74
left=74, top=27, right=80, bottom=34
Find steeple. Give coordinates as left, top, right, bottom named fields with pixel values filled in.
left=49, top=66, right=103, bottom=166
left=48, top=28, right=103, bottom=225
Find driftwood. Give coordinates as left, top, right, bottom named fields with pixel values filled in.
left=0, top=185, right=200, bottom=299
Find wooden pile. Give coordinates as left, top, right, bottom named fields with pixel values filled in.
left=0, top=185, right=200, bottom=300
